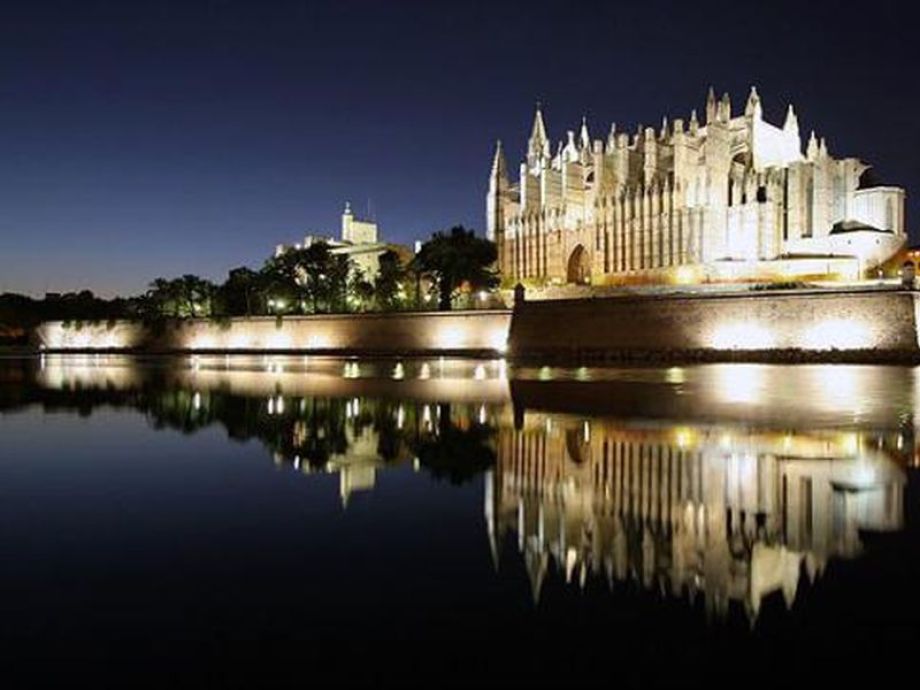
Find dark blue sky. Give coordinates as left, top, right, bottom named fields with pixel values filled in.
left=1, top=0, right=916, bottom=296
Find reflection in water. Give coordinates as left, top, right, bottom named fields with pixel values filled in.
left=2, top=354, right=915, bottom=624
left=486, top=417, right=905, bottom=618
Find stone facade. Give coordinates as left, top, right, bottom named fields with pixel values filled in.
left=276, top=202, right=412, bottom=280
left=487, top=87, right=907, bottom=285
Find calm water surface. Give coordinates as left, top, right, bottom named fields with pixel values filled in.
left=1, top=355, right=918, bottom=686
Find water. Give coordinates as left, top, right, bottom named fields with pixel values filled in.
left=1, top=355, right=918, bottom=685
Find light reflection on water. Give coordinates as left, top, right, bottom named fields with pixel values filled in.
left=1, top=355, right=918, bottom=681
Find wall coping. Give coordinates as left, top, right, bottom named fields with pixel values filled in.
left=516, top=286, right=913, bottom=308
left=41, top=309, right=513, bottom=328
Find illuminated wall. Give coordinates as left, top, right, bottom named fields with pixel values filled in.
left=34, top=289, right=920, bottom=356
left=36, top=310, right=512, bottom=354
left=510, top=288, right=920, bottom=355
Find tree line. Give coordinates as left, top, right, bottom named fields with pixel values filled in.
left=0, top=226, right=498, bottom=342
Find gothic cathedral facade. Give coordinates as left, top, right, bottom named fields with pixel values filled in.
left=487, top=87, right=906, bottom=286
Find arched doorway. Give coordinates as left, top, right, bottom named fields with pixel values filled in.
left=567, top=245, right=591, bottom=284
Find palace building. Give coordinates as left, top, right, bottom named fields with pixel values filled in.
left=487, top=87, right=907, bottom=285
left=275, top=202, right=412, bottom=280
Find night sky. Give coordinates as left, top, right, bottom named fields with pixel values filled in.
left=1, top=0, right=917, bottom=296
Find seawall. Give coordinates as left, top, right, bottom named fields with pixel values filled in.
left=33, top=288, right=920, bottom=362
left=35, top=310, right=513, bottom=356
left=509, top=287, right=920, bottom=362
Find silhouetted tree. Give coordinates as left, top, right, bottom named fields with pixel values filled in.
left=374, top=250, right=407, bottom=310
left=414, top=403, right=496, bottom=484
left=219, top=266, right=265, bottom=316
left=411, top=226, right=498, bottom=310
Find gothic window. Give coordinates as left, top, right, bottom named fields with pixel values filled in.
left=756, top=186, right=767, bottom=203
left=886, top=198, right=895, bottom=231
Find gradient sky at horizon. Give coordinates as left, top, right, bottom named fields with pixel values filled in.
left=1, top=0, right=917, bottom=296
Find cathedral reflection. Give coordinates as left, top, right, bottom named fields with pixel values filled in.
left=486, top=413, right=907, bottom=618
left=6, top=354, right=912, bottom=620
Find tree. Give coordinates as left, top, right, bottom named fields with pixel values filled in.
left=350, top=274, right=375, bottom=312
left=413, top=403, right=496, bottom=484
left=326, top=253, right=352, bottom=312
left=374, top=250, right=406, bottom=311
left=144, top=278, right=181, bottom=318
left=219, top=266, right=265, bottom=316
left=142, top=275, right=216, bottom=318
left=174, top=274, right=216, bottom=317
left=411, top=226, right=498, bottom=311
left=262, top=243, right=355, bottom=314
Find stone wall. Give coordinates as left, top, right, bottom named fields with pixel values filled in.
left=36, top=310, right=512, bottom=355
left=34, top=289, right=920, bottom=361
left=509, top=287, right=920, bottom=359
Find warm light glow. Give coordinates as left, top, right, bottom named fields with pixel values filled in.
left=190, top=336, right=216, bottom=350
left=712, top=364, right=768, bottom=405
left=708, top=321, right=774, bottom=350
left=230, top=333, right=252, bottom=349
left=800, top=318, right=873, bottom=350
left=675, top=265, right=698, bottom=284
left=437, top=326, right=464, bottom=349
left=674, top=427, right=693, bottom=449
left=665, top=367, right=686, bottom=384
left=266, top=332, right=293, bottom=349
left=490, top=329, right=508, bottom=353
left=307, top=334, right=330, bottom=349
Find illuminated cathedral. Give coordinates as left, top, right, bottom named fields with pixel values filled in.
left=487, top=87, right=906, bottom=285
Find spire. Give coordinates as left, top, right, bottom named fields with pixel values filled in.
left=490, top=139, right=509, bottom=184
left=660, top=116, right=669, bottom=140
left=607, top=122, right=617, bottom=148
left=783, top=104, right=799, bottom=132
left=706, top=86, right=717, bottom=124
left=744, top=86, right=762, bottom=118
left=806, top=130, right=818, bottom=160
left=563, top=130, right=578, bottom=161
left=527, top=102, right=549, bottom=162
left=819, top=137, right=828, bottom=157
left=689, top=109, right=699, bottom=135
left=719, top=92, right=732, bottom=121
left=579, top=115, right=590, bottom=149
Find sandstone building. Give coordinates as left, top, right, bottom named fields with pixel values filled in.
left=276, top=202, right=412, bottom=279
left=487, top=87, right=906, bottom=285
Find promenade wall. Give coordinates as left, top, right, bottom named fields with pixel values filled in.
left=35, top=310, right=512, bottom=355
left=34, top=289, right=920, bottom=361
left=509, top=287, right=920, bottom=360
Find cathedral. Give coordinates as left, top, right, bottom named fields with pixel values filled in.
left=487, top=87, right=906, bottom=286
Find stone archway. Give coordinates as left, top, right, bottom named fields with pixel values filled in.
left=567, top=245, right=591, bottom=284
